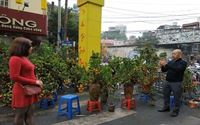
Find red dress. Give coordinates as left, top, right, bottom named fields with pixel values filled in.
left=9, top=56, right=38, bottom=108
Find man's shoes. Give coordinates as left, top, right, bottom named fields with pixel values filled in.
left=170, top=110, right=179, bottom=117
left=158, top=107, right=170, bottom=112
left=170, top=109, right=179, bottom=117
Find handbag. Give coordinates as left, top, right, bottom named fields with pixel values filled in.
left=21, top=84, right=42, bottom=96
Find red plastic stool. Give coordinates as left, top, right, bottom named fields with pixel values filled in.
left=87, top=100, right=102, bottom=113
left=121, top=98, right=136, bottom=110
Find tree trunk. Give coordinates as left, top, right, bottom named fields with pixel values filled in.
left=89, top=83, right=101, bottom=101
left=124, top=83, right=133, bottom=99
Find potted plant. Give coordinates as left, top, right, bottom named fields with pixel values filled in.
left=137, top=45, right=159, bottom=94
left=0, top=42, right=12, bottom=106
left=183, top=68, right=193, bottom=92
left=182, top=68, right=195, bottom=101
left=30, top=43, right=70, bottom=99
left=83, top=53, right=119, bottom=109
left=67, top=61, right=86, bottom=93
left=108, top=102, right=115, bottom=112
left=100, top=63, right=117, bottom=110
left=159, top=52, right=167, bottom=60
left=115, top=57, right=141, bottom=99
left=86, top=52, right=102, bottom=101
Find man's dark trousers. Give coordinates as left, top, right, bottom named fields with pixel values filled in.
left=163, top=81, right=182, bottom=112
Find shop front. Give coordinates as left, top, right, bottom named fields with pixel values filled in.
left=0, top=6, right=47, bottom=44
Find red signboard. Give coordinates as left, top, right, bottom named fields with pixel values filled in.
left=0, top=7, right=47, bottom=36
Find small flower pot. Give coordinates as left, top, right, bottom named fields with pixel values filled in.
left=124, top=84, right=133, bottom=99
left=0, top=94, right=2, bottom=100
left=188, top=100, right=199, bottom=108
left=108, top=103, right=115, bottom=112
left=89, top=83, right=101, bottom=101
left=100, top=88, right=108, bottom=105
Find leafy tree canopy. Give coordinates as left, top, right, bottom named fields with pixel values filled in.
left=101, top=30, right=127, bottom=41
left=135, top=31, right=159, bottom=47
left=48, top=5, right=78, bottom=44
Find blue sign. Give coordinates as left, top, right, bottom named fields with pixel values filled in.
left=62, top=41, right=74, bottom=47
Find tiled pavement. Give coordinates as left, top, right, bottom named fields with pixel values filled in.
left=1, top=92, right=200, bottom=125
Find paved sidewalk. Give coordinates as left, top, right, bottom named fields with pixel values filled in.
left=99, top=103, right=200, bottom=125
left=1, top=93, right=200, bottom=125
left=53, top=108, right=135, bottom=125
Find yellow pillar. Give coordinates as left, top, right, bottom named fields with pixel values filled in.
left=41, top=0, right=47, bottom=10
left=77, top=0, right=104, bottom=68
left=16, top=0, right=23, bottom=4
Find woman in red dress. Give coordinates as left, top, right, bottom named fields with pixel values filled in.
left=9, top=37, right=43, bottom=125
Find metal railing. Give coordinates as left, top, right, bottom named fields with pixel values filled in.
left=154, top=69, right=200, bottom=99
left=153, top=72, right=166, bottom=94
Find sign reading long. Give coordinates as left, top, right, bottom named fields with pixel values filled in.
left=0, top=7, right=47, bottom=36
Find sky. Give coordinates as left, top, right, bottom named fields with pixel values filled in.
left=47, top=0, right=200, bottom=37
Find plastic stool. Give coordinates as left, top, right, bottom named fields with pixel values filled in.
left=121, top=98, right=136, bottom=110
left=138, top=93, right=149, bottom=103
left=170, top=95, right=175, bottom=111
left=40, top=98, right=54, bottom=109
left=87, top=100, right=102, bottom=113
left=57, top=94, right=81, bottom=119
left=57, top=83, right=64, bottom=94
left=53, top=92, right=58, bottom=102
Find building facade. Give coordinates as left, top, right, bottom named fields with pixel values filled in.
left=108, top=25, right=127, bottom=34
left=0, top=0, right=47, bottom=43
left=0, top=0, right=9, bottom=7
left=0, top=0, right=45, bottom=14
left=156, top=22, right=200, bottom=45
left=156, top=22, right=200, bottom=62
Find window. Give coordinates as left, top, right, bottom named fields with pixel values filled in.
left=0, top=0, right=4, bottom=6
left=5, top=0, right=8, bottom=7
left=0, top=0, right=8, bottom=7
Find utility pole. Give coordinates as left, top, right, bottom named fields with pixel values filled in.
left=57, top=0, right=61, bottom=50
left=64, top=0, right=69, bottom=61
left=64, top=0, right=68, bottom=41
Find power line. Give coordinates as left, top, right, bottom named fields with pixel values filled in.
left=102, top=17, right=197, bottom=23
left=104, top=6, right=175, bottom=16
left=103, top=8, right=200, bottom=21
left=102, top=7, right=200, bottom=25
left=102, top=14, right=200, bottom=19
left=104, top=6, right=200, bottom=17
left=103, top=8, right=139, bottom=16
left=126, top=30, right=156, bottom=33
left=69, top=0, right=200, bottom=6
left=106, top=0, right=200, bottom=6
left=101, top=30, right=156, bottom=33
left=145, top=8, right=200, bottom=14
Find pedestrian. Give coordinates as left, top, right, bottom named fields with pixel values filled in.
left=9, top=37, right=43, bottom=125
left=158, top=49, right=187, bottom=117
left=196, top=55, right=200, bottom=65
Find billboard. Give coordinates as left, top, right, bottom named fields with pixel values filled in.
left=0, top=7, right=47, bottom=36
